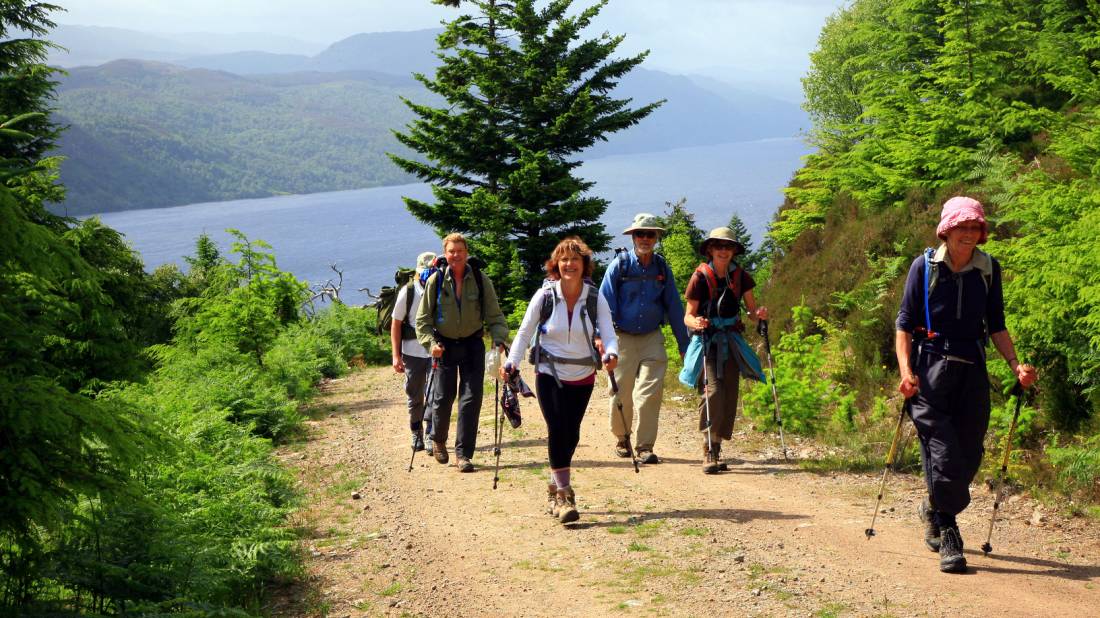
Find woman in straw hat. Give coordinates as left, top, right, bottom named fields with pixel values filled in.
left=682, top=227, right=768, bottom=474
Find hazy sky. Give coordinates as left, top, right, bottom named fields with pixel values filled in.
left=58, top=0, right=846, bottom=98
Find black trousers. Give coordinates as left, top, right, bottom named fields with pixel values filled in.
left=536, top=373, right=594, bottom=469
left=909, top=348, right=991, bottom=515
left=427, top=336, right=485, bottom=459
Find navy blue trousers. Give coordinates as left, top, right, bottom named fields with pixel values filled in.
left=909, top=347, right=991, bottom=516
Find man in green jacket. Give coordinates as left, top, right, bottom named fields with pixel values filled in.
left=415, top=233, right=510, bottom=472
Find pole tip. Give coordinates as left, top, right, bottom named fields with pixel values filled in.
left=864, top=528, right=875, bottom=539
left=981, top=542, right=992, bottom=555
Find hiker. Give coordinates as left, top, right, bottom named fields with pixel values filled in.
left=682, top=227, right=767, bottom=474
left=598, top=213, right=690, bottom=464
left=415, top=233, right=510, bottom=473
left=504, top=236, right=618, bottom=524
left=895, top=196, right=1037, bottom=574
left=391, top=251, right=437, bottom=454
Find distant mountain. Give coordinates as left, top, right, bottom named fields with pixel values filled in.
left=178, top=29, right=442, bottom=76
left=47, top=24, right=323, bottom=67
left=586, top=69, right=807, bottom=156
left=49, top=29, right=807, bottom=214
left=53, top=60, right=424, bottom=215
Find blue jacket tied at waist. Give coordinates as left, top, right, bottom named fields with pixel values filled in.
left=679, top=317, right=766, bottom=388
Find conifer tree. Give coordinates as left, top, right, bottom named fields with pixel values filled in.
left=391, top=0, right=661, bottom=307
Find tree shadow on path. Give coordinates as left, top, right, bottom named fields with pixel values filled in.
left=567, top=507, right=809, bottom=530
left=967, top=549, right=1100, bottom=581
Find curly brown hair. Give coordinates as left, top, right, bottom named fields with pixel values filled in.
left=544, top=236, right=594, bottom=281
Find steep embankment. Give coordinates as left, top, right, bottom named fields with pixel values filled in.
left=269, top=366, right=1098, bottom=617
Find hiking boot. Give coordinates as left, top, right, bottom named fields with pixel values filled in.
left=433, top=442, right=448, bottom=464
left=614, top=438, right=631, bottom=458
left=412, top=430, right=425, bottom=452
left=938, top=526, right=967, bottom=573
left=636, top=449, right=660, bottom=464
left=556, top=487, right=579, bottom=524
left=702, top=442, right=719, bottom=475
left=919, top=497, right=940, bottom=552
left=546, top=483, right=559, bottom=517
left=425, top=439, right=434, bottom=456
left=456, top=456, right=475, bottom=473
left=714, top=441, right=729, bottom=472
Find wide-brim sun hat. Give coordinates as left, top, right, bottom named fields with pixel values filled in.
left=936, top=196, right=988, bottom=243
left=698, top=227, right=745, bottom=256
left=622, top=212, right=666, bottom=235
left=416, top=251, right=437, bottom=270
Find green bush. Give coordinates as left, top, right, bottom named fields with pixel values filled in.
left=1046, top=434, right=1100, bottom=502
left=742, top=305, right=856, bottom=435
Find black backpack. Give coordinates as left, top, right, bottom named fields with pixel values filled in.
left=374, top=267, right=418, bottom=338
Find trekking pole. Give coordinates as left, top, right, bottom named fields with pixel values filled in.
left=409, top=359, right=438, bottom=472
left=607, top=371, right=639, bottom=473
left=756, top=319, right=789, bottom=461
left=981, top=381, right=1025, bottom=555
left=700, top=332, right=715, bottom=461
left=492, top=373, right=502, bottom=489
left=864, top=399, right=910, bottom=539
left=491, top=347, right=510, bottom=490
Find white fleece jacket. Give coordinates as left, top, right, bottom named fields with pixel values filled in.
left=507, top=281, right=618, bottom=382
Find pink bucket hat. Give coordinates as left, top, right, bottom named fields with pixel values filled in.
left=936, top=196, right=988, bottom=243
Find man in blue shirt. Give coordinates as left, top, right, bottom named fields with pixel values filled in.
left=599, top=213, right=690, bottom=463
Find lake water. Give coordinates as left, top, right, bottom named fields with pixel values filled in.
left=94, top=138, right=811, bottom=305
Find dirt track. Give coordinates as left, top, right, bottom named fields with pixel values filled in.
left=270, top=366, right=1099, bottom=617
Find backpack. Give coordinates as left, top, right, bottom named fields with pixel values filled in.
left=529, top=281, right=603, bottom=384
left=429, top=255, right=487, bottom=327
left=921, top=247, right=993, bottom=341
left=693, top=262, right=744, bottom=319
left=613, top=247, right=668, bottom=291
left=374, top=267, right=418, bottom=337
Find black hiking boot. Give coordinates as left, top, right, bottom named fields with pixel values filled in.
left=919, top=497, right=940, bottom=552
left=636, top=449, right=660, bottom=464
left=938, top=526, right=967, bottom=573
left=412, top=430, right=425, bottom=452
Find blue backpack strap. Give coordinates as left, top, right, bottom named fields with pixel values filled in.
left=922, top=248, right=937, bottom=339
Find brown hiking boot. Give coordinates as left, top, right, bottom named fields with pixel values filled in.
left=614, top=437, right=631, bottom=458
left=433, top=442, right=448, bottom=464
left=715, top=442, right=729, bottom=471
left=546, top=483, right=559, bottom=517
left=456, top=456, right=474, bottom=473
left=702, top=443, right=719, bottom=475
left=556, top=487, right=579, bottom=524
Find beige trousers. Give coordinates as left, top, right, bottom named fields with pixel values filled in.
left=608, top=330, right=668, bottom=451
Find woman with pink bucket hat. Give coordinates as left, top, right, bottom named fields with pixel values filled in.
left=894, top=196, right=1037, bottom=574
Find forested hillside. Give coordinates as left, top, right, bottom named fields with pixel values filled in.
left=53, top=61, right=424, bottom=214
left=750, top=0, right=1099, bottom=504
left=51, top=29, right=805, bottom=214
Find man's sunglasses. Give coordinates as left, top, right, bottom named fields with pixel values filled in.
left=633, top=230, right=658, bottom=239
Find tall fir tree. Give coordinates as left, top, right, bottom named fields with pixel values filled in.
left=390, top=0, right=661, bottom=308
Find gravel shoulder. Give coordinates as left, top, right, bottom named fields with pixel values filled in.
left=269, top=366, right=1099, bottom=617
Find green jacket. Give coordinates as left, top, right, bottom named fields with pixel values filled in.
left=415, top=265, right=510, bottom=349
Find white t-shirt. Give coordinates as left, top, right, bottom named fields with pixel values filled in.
left=506, top=282, right=618, bottom=382
left=392, top=280, right=430, bottom=359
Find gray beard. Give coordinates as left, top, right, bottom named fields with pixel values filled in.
left=634, top=245, right=654, bottom=256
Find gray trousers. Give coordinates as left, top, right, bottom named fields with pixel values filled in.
left=427, top=336, right=485, bottom=459
left=402, top=354, right=432, bottom=432
left=909, top=348, right=991, bottom=515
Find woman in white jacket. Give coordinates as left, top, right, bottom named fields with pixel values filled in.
left=503, top=236, right=618, bottom=524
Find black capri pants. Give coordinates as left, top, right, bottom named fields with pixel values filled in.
left=535, top=373, right=595, bottom=469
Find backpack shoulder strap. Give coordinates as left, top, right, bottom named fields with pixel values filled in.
left=585, top=284, right=599, bottom=327
left=922, top=248, right=937, bottom=338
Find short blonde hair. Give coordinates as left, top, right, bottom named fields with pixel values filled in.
left=442, top=232, right=467, bottom=251
left=544, top=236, right=594, bottom=280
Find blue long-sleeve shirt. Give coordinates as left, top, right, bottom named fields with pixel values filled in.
left=599, top=251, right=690, bottom=354
left=896, top=245, right=1006, bottom=361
